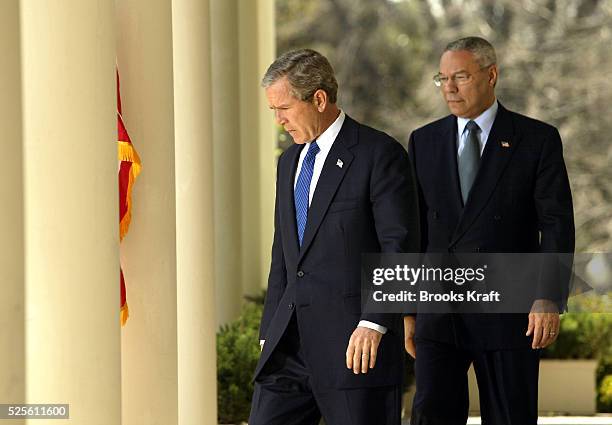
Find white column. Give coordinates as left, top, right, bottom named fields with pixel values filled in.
left=238, top=0, right=276, bottom=296
left=257, top=0, right=277, bottom=293
left=116, top=1, right=179, bottom=424
left=172, top=0, right=217, bottom=423
left=238, top=0, right=262, bottom=299
left=19, top=0, right=121, bottom=424
left=116, top=0, right=275, bottom=422
left=0, top=2, right=25, bottom=424
left=238, top=0, right=277, bottom=294
left=211, top=0, right=244, bottom=326
left=212, top=0, right=276, bottom=326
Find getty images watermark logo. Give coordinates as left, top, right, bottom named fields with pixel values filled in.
left=372, top=264, right=487, bottom=286
left=370, top=264, right=500, bottom=303
left=361, top=253, right=591, bottom=314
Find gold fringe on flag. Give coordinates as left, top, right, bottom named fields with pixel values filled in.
left=118, top=141, right=142, bottom=241
left=120, top=303, right=130, bottom=326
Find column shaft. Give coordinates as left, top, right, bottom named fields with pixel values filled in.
left=239, top=0, right=276, bottom=295
left=211, top=0, right=243, bottom=326
left=20, top=0, right=121, bottom=424
left=116, top=1, right=178, bottom=424
left=212, top=0, right=276, bottom=325
left=0, top=2, right=25, bottom=423
left=172, top=0, right=217, bottom=423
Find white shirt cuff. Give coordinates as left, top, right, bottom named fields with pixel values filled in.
left=358, top=320, right=387, bottom=334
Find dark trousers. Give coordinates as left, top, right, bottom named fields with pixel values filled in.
left=410, top=338, right=540, bottom=425
left=249, top=315, right=401, bottom=425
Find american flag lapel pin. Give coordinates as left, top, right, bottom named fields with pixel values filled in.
left=501, top=141, right=510, bottom=148
left=336, top=159, right=343, bottom=168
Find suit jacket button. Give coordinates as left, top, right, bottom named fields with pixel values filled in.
left=297, top=270, right=305, bottom=278
left=288, top=303, right=295, bottom=310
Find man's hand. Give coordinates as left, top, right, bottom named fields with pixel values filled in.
left=345, top=326, right=383, bottom=374
left=526, top=299, right=560, bottom=349
left=404, top=316, right=416, bottom=359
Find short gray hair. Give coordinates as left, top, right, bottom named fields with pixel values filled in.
left=261, top=49, right=338, bottom=104
left=444, top=37, right=497, bottom=67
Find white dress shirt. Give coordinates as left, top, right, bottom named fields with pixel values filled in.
left=293, top=110, right=346, bottom=198
left=456, top=99, right=498, bottom=156
left=260, top=111, right=386, bottom=349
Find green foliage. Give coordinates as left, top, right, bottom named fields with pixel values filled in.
left=243, top=290, right=267, bottom=306
left=217, top=301, right=263, bottom=424
left=598, top=375, right=612, bottom=412
left=541, top=297, right=612, bottom=413
left=597, top=353, right=612, bottom=413
left=542, top=313, right=612, bottom=359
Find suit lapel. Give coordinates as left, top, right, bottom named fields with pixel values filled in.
left=297, top=116, right=357, bottom=262
left=279, top=143, right=303, bottom=262
left=438, top=116, right=463, bottom=221
left=451, top=104, right=519, bottom=245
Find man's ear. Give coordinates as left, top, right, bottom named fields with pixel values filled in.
left=313, top=89, right=328, bottom=112
left=489, top=65, right=498, bottom=88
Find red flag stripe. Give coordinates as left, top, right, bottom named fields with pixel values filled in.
left=117, top=68, right=141, bottom=326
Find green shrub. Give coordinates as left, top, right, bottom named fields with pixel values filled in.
left=541, top=294, right=612, bottom=413
left=217, top=301, right=263, bottom=424
left=597, top=353, right=612, bottom=413
left=542, top=312, right=612, bottom=359
left=598, top=375, right=612, bottom=412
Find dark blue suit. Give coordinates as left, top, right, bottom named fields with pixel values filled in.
left=407, top=104, right=575, bottom=424
left=250, top=115, right=419, bottom=425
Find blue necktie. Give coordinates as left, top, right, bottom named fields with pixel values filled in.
left=294, top=141, right=320, bottom=246
left=458, top=120, right=481, bottom=204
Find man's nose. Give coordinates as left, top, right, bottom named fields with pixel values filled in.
left=443, top=80, right=458, bottom=93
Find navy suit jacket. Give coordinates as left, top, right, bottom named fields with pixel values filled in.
left=255, top=115, right=419, bottom=388
left=408, top=103, right=575, bottom=350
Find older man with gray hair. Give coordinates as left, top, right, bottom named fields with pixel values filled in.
left=405, top=36, right=574, bottom=425
left=250, top=48, right=419, bottom=425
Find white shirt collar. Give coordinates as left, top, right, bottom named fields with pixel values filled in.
left=313, top=110, right=345, bottom=153
left=457, top=99, right=498, bottom=142
left=293, top=110, right=345, bottom=197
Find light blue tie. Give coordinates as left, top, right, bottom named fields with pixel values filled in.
left=458, top=120, right=481, bottom=204
left=294, top=141, right=320, bottom=246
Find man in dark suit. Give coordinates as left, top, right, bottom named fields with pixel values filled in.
left=404, top=37, right=574, bottom=425
left=249, top=49, right=419, bottom=425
